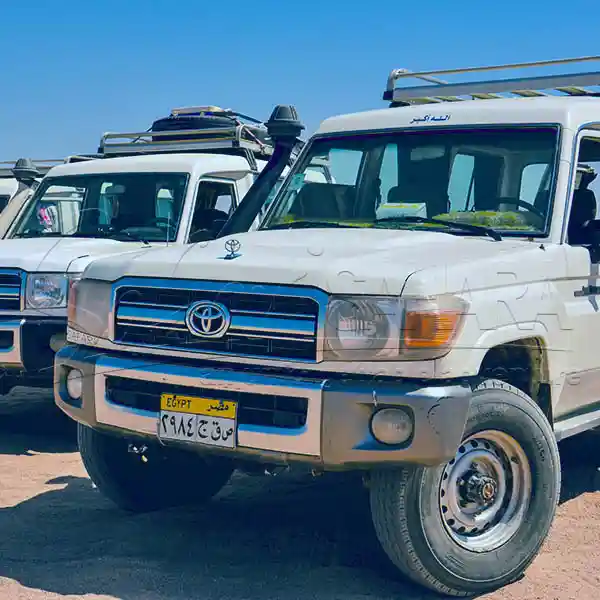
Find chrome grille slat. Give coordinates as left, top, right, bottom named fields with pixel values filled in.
left=0, top=270, right=23, bottom=311
left=113, top=281, right=322, bottom=361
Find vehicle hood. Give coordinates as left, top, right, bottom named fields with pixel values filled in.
left=82, top=228, right=543, bottom=296
left=0, top=237, right=158, bottom=273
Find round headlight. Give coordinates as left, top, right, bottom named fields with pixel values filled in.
left=370, top=408, right=414, bottom=446
left=325, top=298, right=391, bottom=355
left=66, top=368, right=83, bottom=400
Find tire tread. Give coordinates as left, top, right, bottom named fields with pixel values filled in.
left=369, top=378, right=561, bottom=597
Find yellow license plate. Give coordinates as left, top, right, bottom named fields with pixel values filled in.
left=160, top=394, right=237, bottom=418
left=158, top=393, right=238, bottom=448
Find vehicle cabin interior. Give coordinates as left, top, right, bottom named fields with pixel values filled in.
left=188, top=180, right=236, bottom=243
left=567, top=136, right=600, bottom=248
left=283, top=128, right=557, bottom=234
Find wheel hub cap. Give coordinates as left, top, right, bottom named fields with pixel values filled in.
left=463, top=472, right=498, bottom=504
left=438, top=430, right=532, bottom=553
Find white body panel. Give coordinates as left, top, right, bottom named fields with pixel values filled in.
left=63, top=94, right=600, bottom=433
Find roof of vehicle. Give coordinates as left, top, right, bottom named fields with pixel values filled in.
left=317, top=96, right=600, bottom=135
left=44, top=152, right=261, bottom=178
left=320, top=56, right=600, bottom=135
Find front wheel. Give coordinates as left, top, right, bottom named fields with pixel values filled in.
left=78, top=424, right=235, bottom=513
left=369, top=380, right=561, bottom=597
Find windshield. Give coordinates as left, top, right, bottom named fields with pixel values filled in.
left=261, top=126, right=559, bottom=237
left=12, top=172, right=189, bottom=242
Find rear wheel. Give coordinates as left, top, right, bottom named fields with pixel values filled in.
left=78, top=424, right=234, bottom=513
left=369, top=380, right=561, bottom=597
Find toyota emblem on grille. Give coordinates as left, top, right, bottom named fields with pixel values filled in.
left=185, top=301, right=231, bottom=338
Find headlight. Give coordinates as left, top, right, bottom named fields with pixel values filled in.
left=324, top=296, right=402, bottom=361
left=67, top=279, right=112, bottom=339
left=323, top=294, right=467, bottom=361
left=26, top=273, right=81, bottom=310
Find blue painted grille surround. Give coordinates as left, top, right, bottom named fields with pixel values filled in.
left=111, top=278, right=329, bottom=362
left=0, top=269, right=24, bottom=311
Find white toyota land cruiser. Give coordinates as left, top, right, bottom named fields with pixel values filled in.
left=0, top=106, right=321, bottom=397
left=56, top=57, right=600, bottom=597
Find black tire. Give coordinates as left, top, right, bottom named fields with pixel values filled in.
left=369, top=379, right=561, bottom=597
left=78, top=423, right=235, bottom=513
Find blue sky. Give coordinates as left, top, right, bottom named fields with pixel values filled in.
left=1, top=0, right=599, bottom=159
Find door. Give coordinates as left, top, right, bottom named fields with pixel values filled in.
left=186, top=178, right=238, bottom=243
left=555, top=129, right=600, bottom=418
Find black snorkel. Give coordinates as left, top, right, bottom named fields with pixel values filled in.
left=217, top=105, right=305, bottom=238
left=12, top=158, right=42, bottom=192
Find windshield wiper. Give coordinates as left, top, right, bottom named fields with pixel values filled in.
left=108, top=230, right=151, bottom=246
left=374, top=215, right=502, bottom=241
left=14, top=231, right=73, bottom=238
left=264, top=220, right=357, bottom=231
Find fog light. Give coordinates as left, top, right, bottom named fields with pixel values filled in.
left=66, top=368, right=83, bottom=400
left=370, top=408, right=413, bottom=445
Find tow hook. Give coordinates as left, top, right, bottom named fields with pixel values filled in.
left=238, top=461, right=289, bottom=477
left=128, top=443, right=149, bottom=463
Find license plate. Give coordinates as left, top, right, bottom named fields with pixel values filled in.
left=66, top=327, right=99, bottom=347
left=158, top=393, right=237, bottom=449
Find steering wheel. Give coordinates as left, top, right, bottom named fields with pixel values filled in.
left=495, top=197, right=546, bottom=220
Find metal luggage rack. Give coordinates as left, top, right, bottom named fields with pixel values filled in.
left=0, top=158, right=63, bottom=178
left=0, top=155, right=102, bottom=178
left=384, top=56, right=600, bottom=106
left=97, top=105, right=286, bottom=171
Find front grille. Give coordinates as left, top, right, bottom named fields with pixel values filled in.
left=0, top=270, right=22, bottom=311
left=105, top=376, right=308, bottom=430
left=113, top=282, right=323, bottom=362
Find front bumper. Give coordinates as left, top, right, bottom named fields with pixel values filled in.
left=0, top=317, right=65, bottom=377
left=55, top=345, right=473, bottom=469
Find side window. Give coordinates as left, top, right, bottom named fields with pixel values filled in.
left=28, top=185, right=85, bottom=234
left=156, top=188, right=174, bottom=221
left=567, top=136, right=600, bottom=247
left=188, top=180, right=236, bottom=242
left=154, top=177, right=187, bottom=223
left=328, top=148, right=363, bottom=185
left=520, top=163, right=548, bottom=205
left=268, top=147, right=365, bottom=225
left=214, top=193, right=233, bottom=214
left=262, top=178, right=284, bottom=215
left=379, top=144, right=399, bottom=207
left=98, top=182, right=121, bottom=225
left=448, top=153, right=475, bottom=212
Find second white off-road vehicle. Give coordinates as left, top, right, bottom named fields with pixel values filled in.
left=0, top=106, right=325, bottom=396
left=57, top=57, right=600, bottom=596
left=0, top=158, right=64, bottom=216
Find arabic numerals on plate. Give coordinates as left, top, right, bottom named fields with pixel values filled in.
left=161, top=412, right=195, bottom=440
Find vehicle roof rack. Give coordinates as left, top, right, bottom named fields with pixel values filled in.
left=97, top=105, right=297, bottom=171
left=0, top=158, right=64, bottom=179
left=384, top=56, right=600, bottom=106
